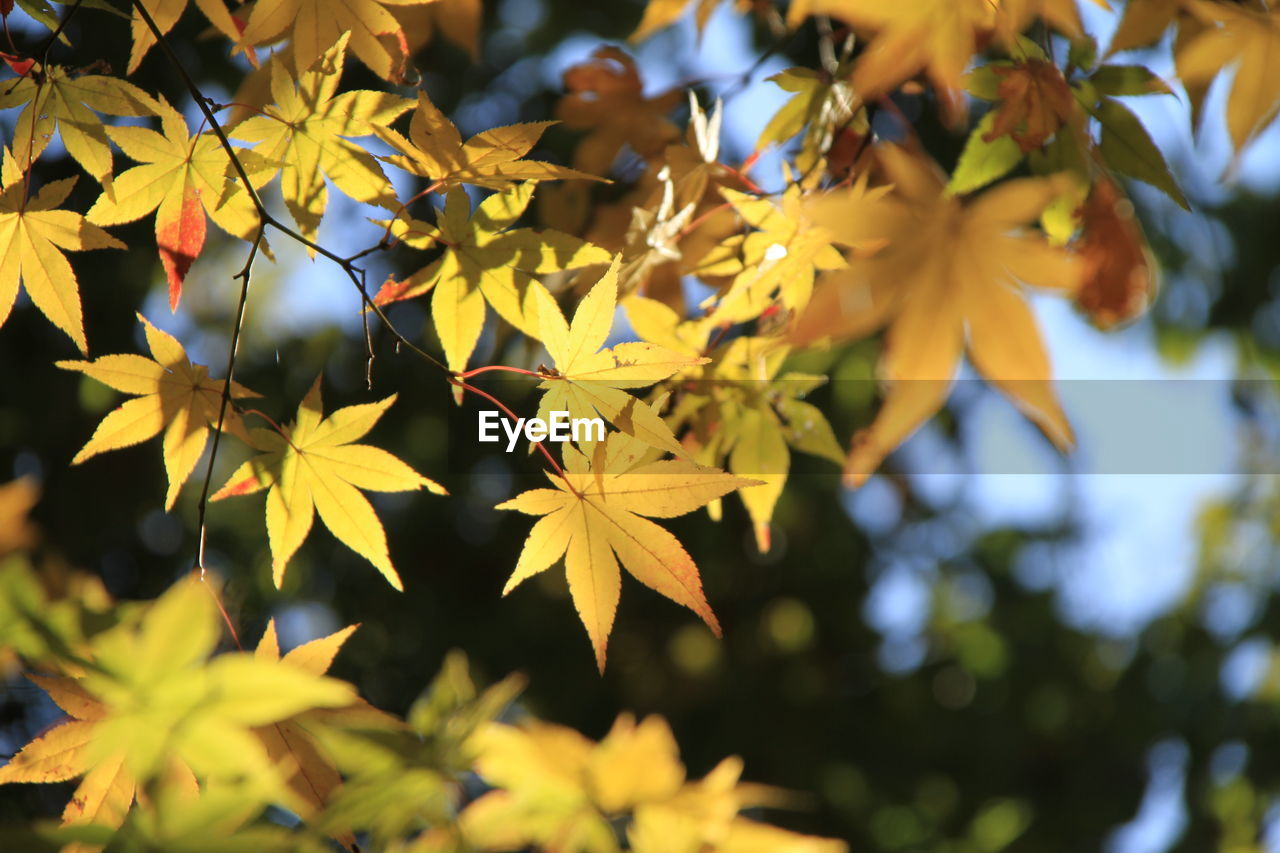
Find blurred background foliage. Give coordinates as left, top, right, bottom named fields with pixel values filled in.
left=3, top=0, right=1280, bottom=850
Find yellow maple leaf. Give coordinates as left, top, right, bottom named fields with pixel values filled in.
left=374, top=91, right=605, bottom=192
left=625, top=297, right=844, bottom=552
left=211, top=377, right=446, bottom=590
left=0, top=65, right=154, bottom=193
left=85, top=579, right=358, bottom=782
left=0, top=671, right=196, bottom=853
left=126, top=0, right=241, bottom=74
left=630, top=0, right=730, bottom=41
left=629, top=754, right=845, bottom=853
left=461, top=712, right=845, bottom=853
left=786, top=0, right=1086, bottom=119
left=1177, top=1, right=1280, bottom=155
left=795, top=144, right=1081, bottom=486
left=230, top=35, right=413, bottom=245
left=0, top=705, right=140, bottom=851
left=1107, top=0, right=1184, bottom=55
left=252, top=619, right=400, bottom=849
left=0, top=175, right=125, bottom=354
left=393, top=0, right=483, bottom=59
left=698, top=350, right=843, bottom=552
left=496, top=429, right=755, bottom=671
left=238, top=0, right=437, bottom=81
left=374, top=182, right=610, bottom=381
left=461, top=713, right=683, bottom=851
left=532, top=258, right=704, bottom=457
left=57, top=314, right=259, bottom=511
left=0, top=580, right=357, bottom=840
left=86, top=96, right=273, bottom=311
left=709, top=183, right=847, bottom=323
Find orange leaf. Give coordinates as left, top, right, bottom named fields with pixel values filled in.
left=1075, top=177, right=1157, bottom=329
left=156, top=180, right=206, bottom=311
left=984, top=61, right=1077, bottom=153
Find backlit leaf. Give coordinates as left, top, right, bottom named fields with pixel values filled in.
left=375, top=91, right=606, bottom=191
left=532, top=258, right=704, bottom=457
left=496, top=430, right=754, bottom=671
left=211, top=378, right=446, bottom=589
left=57, top=314, right=259, bottom=510
left=0, top=176, right=124, bottom=353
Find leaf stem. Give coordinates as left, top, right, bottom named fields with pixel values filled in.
left=458, top=364, right=541, bottom=380
left=192, top=569, right=245, bottom=651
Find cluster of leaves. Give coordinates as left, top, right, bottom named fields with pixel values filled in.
left=0, top=501, right=841, bottom=851
left=0, top=0, right=1274, bottom=846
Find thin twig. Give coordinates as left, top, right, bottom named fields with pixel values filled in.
left=129, top=0, right=451, bottom=377
left=15, top=0, right=85, bottom=209
left=193, top=225, right=263, bottom=574
left=38, top=0, right=84, bottom=71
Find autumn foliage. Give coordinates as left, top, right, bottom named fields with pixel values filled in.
left=0, top=0, right=1273, bottom=849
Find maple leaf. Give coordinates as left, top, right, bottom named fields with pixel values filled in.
left=57, top=314, right=259, bottom=510
left=230, top=35, right=413, bottom=246
left=554, top=46, right=683, bottom=175
left=755, top=66, right=865, bottom=172
left=393, top=0, right=483, bottom=59
left=374, top=91, right=605, bottom=191
left=0, top=175, right=125, bottom=354
left=1088, top=95, right=1188, bottom=210
left=679, top=340, right=844, bottom=552
left=1107, top=0, right=1184, bottom=55
left=126, top=0, right=242, bottom=74
left=709, top=183, right=847, bottom=323
left=1177, top=1, right=1280, bottom=155
left=626, top=296, right=844, bottom=551
left=795, top=144, right=1081, bottom=485
left=588, top=147, right=744, bottom=306
left=532, top=258, right=705, bottom=457
left=983, top=60, right=1077, bottom=153
left=628, top=755, right=846, bottom=853
left=239, top=0, right=438, bottom=81
left=211, top=377, right=446, bottom=590
left=462, top=712, right=846, bottom=853
left=0, top=580, right=358, bottom=837
left=1074, top=176, right=1157, bottom=328
left=461, top=713, right=685, bottom=849
left=0, top=688, right=141, bottom=848
left=786, top=0, right=1085, bottom=122
left=496, top=429, right=756, bottom=671
left=373, top=182, right=611, bottom=377
left=0, top=65, right=154, bottom=192
left=86, top=96, right=274, bottom=311
left=630, top=0, right=729, bottom=41
left=252, top=619, right=400, bottom=849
